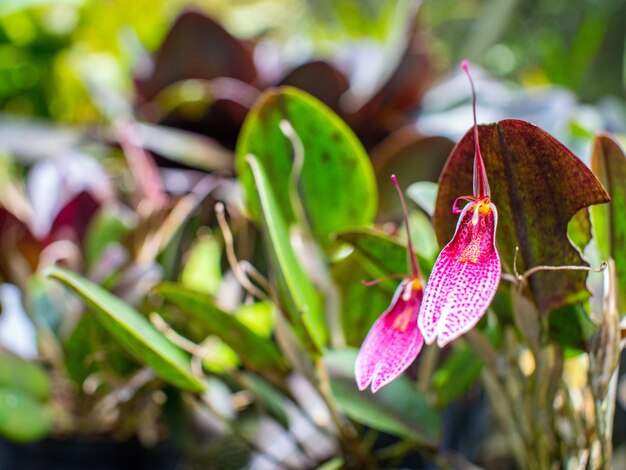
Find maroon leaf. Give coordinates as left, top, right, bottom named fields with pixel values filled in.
left=371, top=129, right=453, bottom=220
left=135, top=10, right=257, bottom=102
left=434, top=119, right=610, bottom=312
left=350, top=29, right=432, bottom=149
left=278, top=61, right=350, bottom=113
left=0, top=209, right=40, bottom=282
left=46, top=191, right=100, bottom=247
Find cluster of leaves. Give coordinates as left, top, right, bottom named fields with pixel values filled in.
left=0, top=4, right=625, bottom=469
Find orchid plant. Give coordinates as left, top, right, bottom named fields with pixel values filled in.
left=0, top=31, right=623, bottom=469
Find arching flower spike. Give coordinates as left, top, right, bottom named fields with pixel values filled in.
left=355, top=175, right=424, bottom=393
left=418, top=61, right=501, bottom=348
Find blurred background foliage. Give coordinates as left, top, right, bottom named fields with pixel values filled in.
left=0, top=0, right=624, bottom=124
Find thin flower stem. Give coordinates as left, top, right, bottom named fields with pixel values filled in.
left=391, top=174, right=420, bottom=277
left=461, top=60, right=490, bottom=199
left=361, top=273, right=407, bottom=286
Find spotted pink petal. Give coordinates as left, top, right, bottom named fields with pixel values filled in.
left=419, top=200, right=501, bottom=347
left=355, top=278, right=424, bottom=393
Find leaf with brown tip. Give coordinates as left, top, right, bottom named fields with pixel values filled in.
left=434, top=119, right=610, bottom=312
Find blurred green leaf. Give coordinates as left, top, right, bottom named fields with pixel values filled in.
left=155, top=282, right=287, bottom=373
left=548, top=303, right=596, bottom=350
left=431, top=344, right=482, bottom=408
left=46, top=267, right=204, bottom=392
left=235, top=301, right=275, bottom=337
left=84, top=207, right=133, bottom=269
left=336, top=228, right=432, bottom=279
left=325, top=348, right=439, bottom=445
left=332, top=252, right=394, bottom=347
left=407, top=181, right=439, bottom=218
left=236, top=86, right=377, bottom=245
left=590, top=133, right=626, bottom=312
left=180, top=234, right=222, bottom=296
left=64, top=314, right=136, bottom=385
left=434, top=120, right=610, bottom=312
left=245, top=154, right=326, bottom=351
left=0, top=353, right=50, bottom=402
left=0, top=388, right=52, bottom=442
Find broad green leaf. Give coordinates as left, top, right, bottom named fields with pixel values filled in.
left=0, top=388, right=52, bottom=442
left=46, top=267, right=204, bottom=392
left=325, top=349, right=440, bottom=445
left=64, top=314, right=136, bottom=385
left=431, top=344, right=482, bottom=409
left=590, top=133, right=626, bottom=312
left=245, top=154, right=326, bottom=351
left=332, top=252, right=396, bottom=347
left=235, top=86, right=377, bottom=244
left=336, top=228, right=432, bottom=280
left=548, top=303, right=596, bottom=350
left=407, top=181, right=439, bottom=218
left=434, top=120, right=610, bottom=312
left=180, top=234, right=222, bottom=296
left=155, top=282, right=287, bottom=373
left=0, top=353, right=50, bottom=402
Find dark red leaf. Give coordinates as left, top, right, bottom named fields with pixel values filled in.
left=0, top=209, right=40, bottom=282
left=135, top=10, right=257, bottom=102
left=278, top=61, right=350, bottom=113
left=434, top=119, right=610, bottom=312
left=350, top=29, right=432, bottom=149
left=46, top=191, right=100, bottom=247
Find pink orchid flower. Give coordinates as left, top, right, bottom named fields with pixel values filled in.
left=418, top=61, right=501, bottom=348
left=355, top=175, right=425, bottom=393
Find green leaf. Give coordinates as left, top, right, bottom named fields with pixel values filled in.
left=0, top=388, right=52, bottom=442
left=0, top=353, right=50, bottom=402
left=64, top=314, right=136, bottom=385
left=235, top=86, right=377, bottom=244
left=245, top=154, right=326, bottom=351
left=431, top=344, right=483, bottom=409
left=325, top=348, right=440, bottom=445
left=332, top=252, right=396, bottom=347
left=434, top=120, right=610, bottom=312
left=46, top=267, right=204, bottom=392
left=155, top=282, right=287, bottom=373
left=180, top=234, right=222, bottom=296
left=84, top=207, right=133, bottom=269
left=336, top=228, right=432, bottom=280
left=590, top=133, right=626, bottom=312
left=548, top=303, right=596, bottom=350
left=407, top=181, right=439, bottom=218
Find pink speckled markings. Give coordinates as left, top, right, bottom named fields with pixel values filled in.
left=355, top=277, right=424, bottom=392
left=419, top=60, right=501, bottom=347
left=355, top=175, right=424, bottom=393
left=419, top=200, right=500, bottom=347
